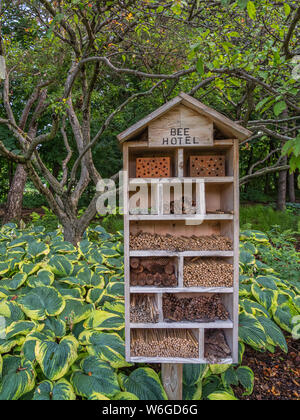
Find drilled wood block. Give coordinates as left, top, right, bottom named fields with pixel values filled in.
left=190, top=155, right=225, bottom=177
left=136, top=157, right=171, bottom=178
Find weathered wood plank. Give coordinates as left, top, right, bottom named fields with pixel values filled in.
left=162, top=364, right=183, bottom=400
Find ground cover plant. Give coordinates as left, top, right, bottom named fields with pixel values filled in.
left=0, top=222, right=298, bottom=400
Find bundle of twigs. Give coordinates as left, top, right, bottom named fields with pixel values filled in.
left=205, top=330, right=232, bottom=363
left=163, top=294, right=230, bottom=322
left=131, top=329, right=198, bottom=358
left=184, top=258, right=234, bottom=288
left=130, top=295, right=159, bottom=324
left=130, top=232, right=233, bottom=252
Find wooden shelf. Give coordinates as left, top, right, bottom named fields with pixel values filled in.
left=129, top=177, right=234, bottom=185
left=130, top=320, right=233, bottom=329
left=130, top=287, right=234, bottom=294
left=130, top=250, right=234, bottom=257
left=129, top=214, right=234, bottom=221
left=129, top=357, right=233, bottom=364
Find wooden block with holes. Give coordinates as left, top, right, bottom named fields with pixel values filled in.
left=136, top=157, right=171, bottom=178
left=190, top=155, right=225, bottom=177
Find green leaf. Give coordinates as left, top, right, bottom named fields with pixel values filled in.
left=33, top=379, right=76, bottom=400
left=208, top=391, right=238, bottom=400
left=58, top=298, right=94, bottom=325
left=239, top=312, right=267, bottom=350
left=79, top=331, right=130, bottom=369
left=27, top=241, right=49, bottom=258
left=257, top=316, right=288, bottom=353
left=237, top=366, right=254, bottom=396
left=84, top=310, right=124, bottom=331
left=0, top=356, right=36, bottom=400
left=19, top=286, right=65, bottom=320
left=71, top=356, right=120, bottom=399
left=247, top=1, right=256, bottom=19
left=284, top=4, right=291, bottom=17
left=196, top=57, right=205, bottom=75
left=121, top=368, right=167, bottom=400
left=183, top=364, right=209, bottom=387
left=47, top=255, right=73, bottom=278
left=274, top=101, right=287, bottom=117
left=35, top=335, right=78, bottom=381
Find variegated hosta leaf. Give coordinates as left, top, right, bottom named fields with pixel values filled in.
left=183, top=364, right=209, bottom=387
left=5, top=320, right=39, bottom=340
left=35, top=335, right=78, bottom=381
left=0, top=301, right=25, bottom=326
left=88, top=392, right=110, bottom=400
left=86, top=288, right=105, bottom=305
left=71, top=356, right=120, bottom=399
left=51, top=242, right=76, bottom=254
left=0, top=336, right=24, bottom=354
left=0, top=356, right=36, bottom=400
left=84, top=310, right=124, bottom=331
left=102, top=301, right=125, bottom=316
left=19, top=286, right=65, bottom=320
left=255, top=276, right=279, bottom=291
left=240, top=298, right=270, bottom=318
left=20, top=261, right=41, bottom=276
left=119, top=368, right=167, bottom=401
left=208, top=391, right=238, bottom=400
left=257, top=316, right=288, bottom=352
left=240, top=250, right=256, bottom=266
left=47, top=255, right=73, bottom=278
left=239, top=312, right=267, bottom=350
left=105, top=282, right=124, bottom=299
left=236, top=367, right=254, bottom=396
left=22, top=331, right=55, bottom=362
left=112, top=392, right=139, bottom=400
left=0, top=273, right=27, bottom=291
left=58, top=298, right=94, bottom=325
left=79, top=331, right=130, bottom=369
left=272, top=306, right=294, bottom=333
left=27, top=270, right=54, bottom=288
left=251, top=283, right=277, bottom=311
left=209, top=365, right=230, bottom=375
left=42, top=318, right=66, bottom=338
left=53, top=282, right=83, bottom=300
left=27, top=241, right=50, bottom=259
left=0, top=261, right=11, bottom=276
left=33, top=379, right=76, bottom=401
left=183, top=383, right=202, bottom=401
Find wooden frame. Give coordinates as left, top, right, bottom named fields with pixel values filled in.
left=121, top=94, right=251, bottom=364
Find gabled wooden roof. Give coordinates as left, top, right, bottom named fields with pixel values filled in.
left=117, top=92, right=252, bottom=143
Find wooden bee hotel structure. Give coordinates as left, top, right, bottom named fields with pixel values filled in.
left=118, top=92, right=252, bottom=365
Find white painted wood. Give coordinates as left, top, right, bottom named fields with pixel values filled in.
left=130, top=250, right=234, bottom=257
left=129, top=214, right=233, bottom=221
left=130, top=320, right=234, bottom=329
left=129, top=177, right=234, bottom=186
left=129, top=357, right=233, bottom=364
left=178, top=256, right=184, bottom=288
left=199, top=329, right=205, bottom=359
left=130, top=287, right=234, bottom=294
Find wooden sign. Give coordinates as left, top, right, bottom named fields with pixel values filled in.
left=148, top=105, right=213, bottom=147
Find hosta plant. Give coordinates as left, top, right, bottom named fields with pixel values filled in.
left=0, top=223, right=297, bottom=400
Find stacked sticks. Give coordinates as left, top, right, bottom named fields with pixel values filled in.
left=205, top=330, right=232, bottom=363
left=130, top=232, right=233, bottom=252
left=130, top=257, right=177, bottom=287
left=163, top=294, right=230, bottom=322
left=131, top=329, right=199, bottom=358
left=130, top=295, right=159, bottom=324
left=184, top=258, right=234, bottom=288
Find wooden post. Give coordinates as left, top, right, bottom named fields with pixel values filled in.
left=162, top=363, right=183, bottom=400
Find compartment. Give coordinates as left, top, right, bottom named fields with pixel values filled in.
left=184, top=146, right=235, bottom=177
left=129, top=182, right=158, bottom=215
left=163, top=293, right=231, bottom=323
left=204, top=329, right=232, bottom=363
left=130, top=257, right=178, bottom=287
left=131, top=329, right=199, bottom=359
left=130, top=294, right=159, bottom=323
left=129, top=148, right=177, bottom=178
left=184, top=257, right=234, bottom=288
left=129, top=220, right=234, bottom=251
left=205, top=183, right=234, bottom=215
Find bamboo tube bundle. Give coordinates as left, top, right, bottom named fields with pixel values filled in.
left=131, top=329, right=199, bottom=359
left=184, top=258, right=234, bottom=288
left=130, top=295, right=159, bottom=324
left=130, top=232, right=233, bottom=251
left=130, top=257, right=177, bottom=287
left=163, top=294, right=230, bottom=322
left=205, top=330, right=232, bottom=363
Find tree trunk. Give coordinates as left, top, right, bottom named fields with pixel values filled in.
left=277, top=158, right=287, bottom=211
left=62, top=219, right=87, bottom=246
left=288, top=172, right=296, bottom=203
left=2, top=164, right=27, bottom=224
